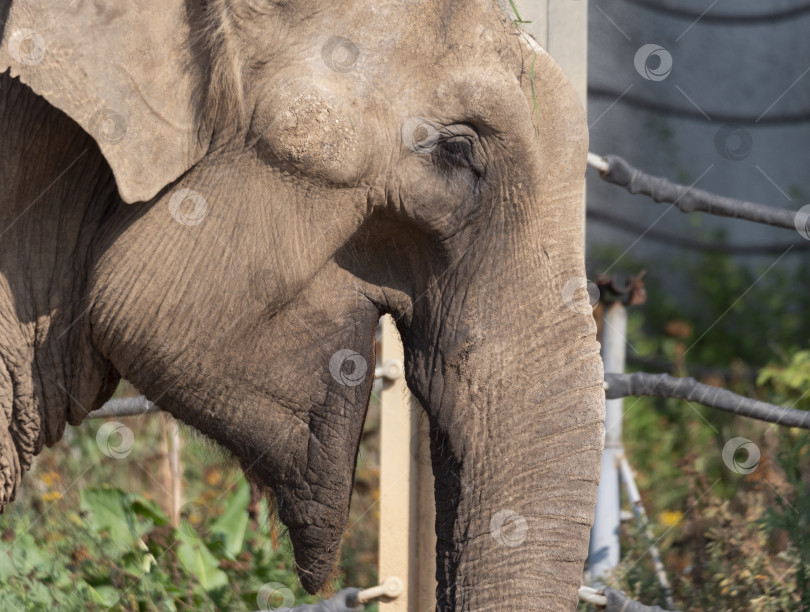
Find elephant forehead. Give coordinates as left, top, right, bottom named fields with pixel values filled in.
left=232, top=0, right=517, bottom=85
left=355, top=2, right=517, bottom=77
left=329, top=4, right=523, bottom=130
left=232, top=0, right=525, bottom=135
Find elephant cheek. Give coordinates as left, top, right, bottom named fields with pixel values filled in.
left=255, top=85, right=366, bottom=186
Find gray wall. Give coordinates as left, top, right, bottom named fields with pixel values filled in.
left=585, top=0, right=810, bottom=276
left=507, top=0, right=810, bottom=285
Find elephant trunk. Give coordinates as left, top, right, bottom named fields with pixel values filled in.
left=424, top=295, right=605, bottom=610
left=420, top=40, right=606, bottom=611
left=405, top=173, right=605, bottom=609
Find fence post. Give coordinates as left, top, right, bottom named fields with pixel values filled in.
left=588, top=300, right=627, bottom=579
left=378, top=315, right=436, bottom=611
left=588, top=273, right=645, bottom=580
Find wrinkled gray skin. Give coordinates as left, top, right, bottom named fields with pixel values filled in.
left=0, top=0, right=604, bottom=609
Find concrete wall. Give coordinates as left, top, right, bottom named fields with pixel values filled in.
left=508, top=0, right=810, bottom=283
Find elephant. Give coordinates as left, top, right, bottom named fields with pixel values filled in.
left=0, top=0, right=605, bottom=609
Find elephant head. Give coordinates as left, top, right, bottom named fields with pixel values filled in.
left=0, top=0, right=604, bottom=609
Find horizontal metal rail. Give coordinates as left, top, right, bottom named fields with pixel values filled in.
left=87, top=361, right=406, bottom=419
left=587, top=153, right=800, bottom=230
left=90, top=371, right=810, bottom=431
left=606, top=372, right=810, bottom=429
left=87, top=396, right=159, bottom=419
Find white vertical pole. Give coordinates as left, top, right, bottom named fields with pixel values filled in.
left=589, top=302, right=627, bottom=579
left=620, top=457, right=675, bottom=608
left=378, top=315, right=436, bottom=612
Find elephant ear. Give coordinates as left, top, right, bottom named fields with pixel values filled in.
left=0, top=0, right=211, bottom=203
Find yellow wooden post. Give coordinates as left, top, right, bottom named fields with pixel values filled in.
left=378, top=315, right=436, bottom=611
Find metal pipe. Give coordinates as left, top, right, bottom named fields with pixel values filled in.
left=588, top=301, right=627, bottom=579
left=620, top=457, right=675, bottom=609
left=578, top=585, right=608, bottom=606
left=587, top=152, right=610, bottom=173
left=87, top=396, right=159, bottom=419
left=355, top=576, right=405, bottom=604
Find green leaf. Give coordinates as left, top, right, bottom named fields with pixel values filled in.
left=175, top=525, right=229, bottom=592
left=211, top=479, right=251, bottom=557
left=8, top=532, right=50, bottom=575
left=80, top=487, right=138, bottom=547
left=88, top=584, right=119, bottom=606
left=0, top=551, right=17, bottom=580
left=131, top=496, right=170, bottom=526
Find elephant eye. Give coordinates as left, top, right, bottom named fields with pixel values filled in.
left=441, top=139, right=473, bottom=167
left=434, top=135, right=485, bottom=186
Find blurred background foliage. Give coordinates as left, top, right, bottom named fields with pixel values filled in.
left=580, top=245, right=810, bottom=611
left=0, top=390, right=382, bottom=611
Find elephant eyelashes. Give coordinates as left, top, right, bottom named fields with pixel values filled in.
left=434, top=136, right=485, bottom=191
left=440, top=139, right=473, bottom=168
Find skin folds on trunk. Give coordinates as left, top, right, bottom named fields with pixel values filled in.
left=424, top=327, right=604, bottom=610
left=407, top=242, right=605, bottom=610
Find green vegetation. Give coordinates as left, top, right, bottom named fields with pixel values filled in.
left=583, top=246, right=810, bottom=610
left=507, top=0, right=532, bottom=24
left=0, top=481, right=316, bottom=611
left=0, top=395, right=382, bottom=611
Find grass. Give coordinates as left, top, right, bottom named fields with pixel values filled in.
left=508, top=0, right=532, bottom=24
